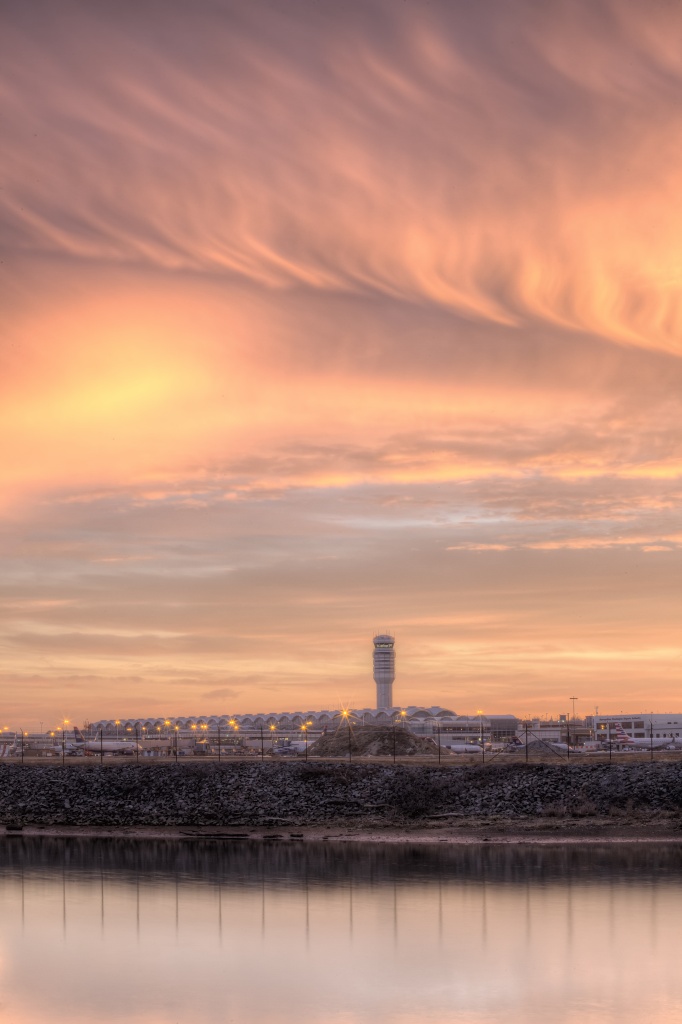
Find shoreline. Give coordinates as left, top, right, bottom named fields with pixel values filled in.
left=4, top=818, right=682, bottom=844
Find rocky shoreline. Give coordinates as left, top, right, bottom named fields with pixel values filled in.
left=1, top=761, right=681, bottom=830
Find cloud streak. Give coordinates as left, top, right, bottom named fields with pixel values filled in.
left=4, top=0, right=682, bottom=350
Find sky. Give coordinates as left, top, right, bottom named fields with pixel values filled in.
left=1, top=0, right=680, bottom=729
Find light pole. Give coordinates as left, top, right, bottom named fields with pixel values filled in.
left=174, top=725, right=179, bottom=764
left=269, top=723, right=276, bottom=756
left=341, top=710, right=351, bottom=763
left=477, top=710, right=485, bottom=763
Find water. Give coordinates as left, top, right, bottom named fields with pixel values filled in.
left=0, top=840, right=681, bottom=1024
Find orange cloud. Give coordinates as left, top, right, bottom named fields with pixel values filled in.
left=1, top=0, right=681, bottom=724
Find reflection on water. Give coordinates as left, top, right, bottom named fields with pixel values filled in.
left=0, top=840, right=681, bottom=1023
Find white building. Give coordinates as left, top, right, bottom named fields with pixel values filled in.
left=591, top=713, right=682, bottom=742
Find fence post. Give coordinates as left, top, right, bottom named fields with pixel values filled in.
left=566, top=715, right=570, bottom=760
left=437, top=723, right=441, bottom=764
left=525, top=722, right=529, bottom=763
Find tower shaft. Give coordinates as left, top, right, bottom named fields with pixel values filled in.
left=373, top=634, right=395, bottom=709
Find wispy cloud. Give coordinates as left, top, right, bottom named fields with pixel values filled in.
left=1, top=0, right=680, bottom=723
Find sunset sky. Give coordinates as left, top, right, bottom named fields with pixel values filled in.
left=1, top=0, right=680, bottom=728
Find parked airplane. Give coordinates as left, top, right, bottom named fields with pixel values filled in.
left=73, top=726, right=142, bottom=754
left=610, top=723, right=670, bottom=750
left=442, top=742, right=484, bottom=754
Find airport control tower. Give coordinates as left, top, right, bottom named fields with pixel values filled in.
left=373, top=634, right=395, bottom=708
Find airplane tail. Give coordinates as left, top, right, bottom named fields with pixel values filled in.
left=73, top=726, right=86, bottom=744
left=612, top=723, right=632, bottom=743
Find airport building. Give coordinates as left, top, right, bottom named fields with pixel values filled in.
left=590, top=713, right=682, bottom=743
left=90, top=708, right=522, bottom=751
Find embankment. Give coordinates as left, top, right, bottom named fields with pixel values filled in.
left=1, top=761, right=682, bottom=828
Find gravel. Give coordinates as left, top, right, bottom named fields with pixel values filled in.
left=1, top=762, right=682, bottom=827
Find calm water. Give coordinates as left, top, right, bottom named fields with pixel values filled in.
left=0, top=840, right=681, bottom=1024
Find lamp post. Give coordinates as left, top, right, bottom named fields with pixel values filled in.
left=174, top=725, right=179, bottom=764
left=269, top=723, right=276, bottom=757
left=21, top=728, right=25, bottom=765
left=218, top=724, right=222, bottom=762
left=134, top=724, right=139, bottom=764
left=341, top=710, right=351, bottom=763
left=570, top=696, right=579, bottom=752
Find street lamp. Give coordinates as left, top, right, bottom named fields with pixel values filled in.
left=476, top=710, right=485, bottom=763
left=341, top=709, right=352, bottom=762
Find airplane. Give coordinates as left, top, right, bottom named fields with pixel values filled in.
left=441, top=742, right=484, bottom=754
left=609, top=723, right=670, bottom=750
left=73, top=726, right=142, bottom=754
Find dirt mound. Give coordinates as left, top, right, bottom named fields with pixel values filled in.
left=308, top=725, right=439, bottom=758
